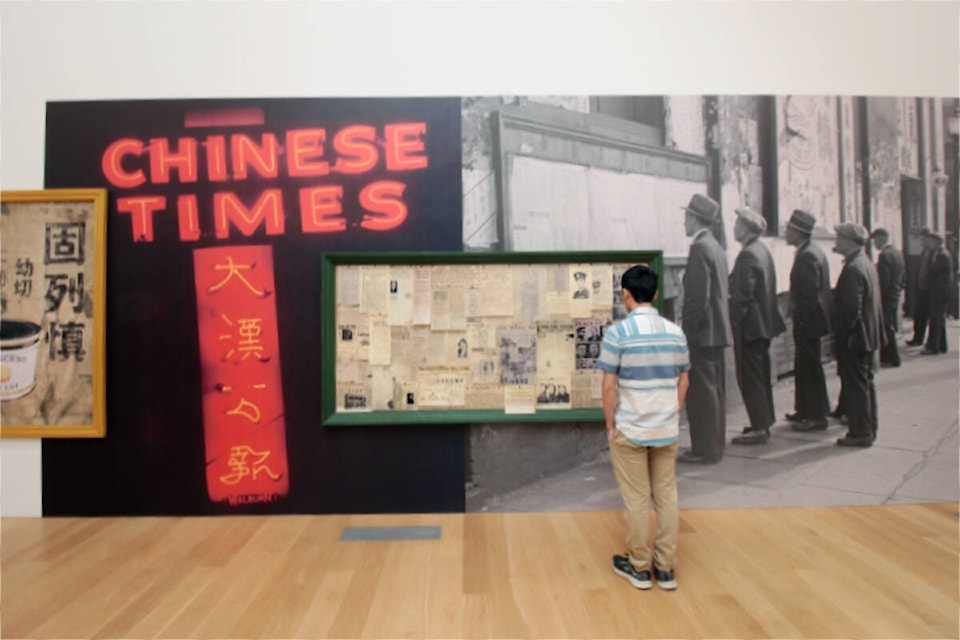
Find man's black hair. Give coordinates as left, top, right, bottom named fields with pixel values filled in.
left=621, top=264, right=658, bottom=303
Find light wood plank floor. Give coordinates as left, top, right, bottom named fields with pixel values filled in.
left=2, top=503, right=957, bottom=639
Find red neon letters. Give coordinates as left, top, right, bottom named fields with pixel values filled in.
left=104, top=123, right=429, bottom=242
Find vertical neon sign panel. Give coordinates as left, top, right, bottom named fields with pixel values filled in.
left=194, top=245, right=289, bottom=504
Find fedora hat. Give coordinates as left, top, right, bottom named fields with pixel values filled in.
left=834, top=223, right=868, bottom=245
left=681, top=194, right=720, bottom=223
left=786, top=209, right=816, bottom=235
left=735, top=207, right=766, bottom=234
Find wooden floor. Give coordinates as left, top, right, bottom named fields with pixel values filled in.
left=2, top=503, right=957, bottom=639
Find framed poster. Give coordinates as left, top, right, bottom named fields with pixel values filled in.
left=321, top=250, right=663, bottom=426
left=0, top=189, right=107, bottom=437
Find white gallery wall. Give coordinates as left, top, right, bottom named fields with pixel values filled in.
left=1, top=2, right=958, bottom=516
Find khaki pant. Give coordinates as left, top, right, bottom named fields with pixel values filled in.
left=609, top=430, right=678, bottom=572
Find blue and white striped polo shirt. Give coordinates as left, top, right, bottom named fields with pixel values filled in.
left=597, top=306, right=690, bottom=446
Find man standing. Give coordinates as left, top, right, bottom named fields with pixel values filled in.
left=923, top=231, right=954, bottom=355
left=833, top=223, right=883, bottom=446
left=600, top=264, right=689, bottom=591
left=907, top=227, right=934, bottom=347
left=871, top=227, right=906, bottom=367
left=784, top=210, right=832, bottom=432
left=678, top=194, right=732, bottom=464
left=729, top=209, right=787, bottom=445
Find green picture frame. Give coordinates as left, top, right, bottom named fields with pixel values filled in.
left=321, top=250, right=663, bottom=426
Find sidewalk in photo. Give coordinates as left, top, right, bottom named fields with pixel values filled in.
left=480, top=318, right=960, bottom=512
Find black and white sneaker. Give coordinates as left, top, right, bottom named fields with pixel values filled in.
left=654, top=566, right=677, bottom=590
left=612, top=554, right=652, bottom=589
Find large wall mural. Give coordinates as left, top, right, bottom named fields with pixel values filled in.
left=37, top=94, right=957, bottom=516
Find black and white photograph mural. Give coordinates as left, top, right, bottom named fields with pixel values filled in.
left=462, top=95, right=960, bottom=513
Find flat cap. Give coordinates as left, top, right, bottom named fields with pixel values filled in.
left=735, top=208, right=767, bottom=234
left=834, top=223, right=869, bottom=245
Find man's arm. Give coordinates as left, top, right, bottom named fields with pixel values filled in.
left=682, top=244, right=710, bottom=335
left=730, top=251, right=760, bottom=325
left=877, top=251, right=892, bottom=293
left=834, top=268, right=866, bottom=333
left=677, top=371, right=690, bottom=410
left=929, top=251, right=952, bottom=285
left=602, top=372, right=618, bottom=441
left=793, top=251, right=821, bottom=313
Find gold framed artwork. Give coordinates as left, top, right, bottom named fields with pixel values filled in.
left=1, top=189, right=107, bottom=437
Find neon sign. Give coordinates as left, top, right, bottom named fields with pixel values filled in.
left=194, top=245, right=289, bottom=505
left=104, top=122, right=429, bottom=242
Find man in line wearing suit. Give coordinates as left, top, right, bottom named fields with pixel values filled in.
left=833, top=223, right=883, bottom=447
left=728, top=209, right=787, bottom=445
left=678, top=194, right=732, bottom=464
left=784, top=210, right=833, bottom=432
left=906, top=227, right=934, bottom=347
left=871, top=227, right=906, bottom=367
left=923, top=231, right=954, bottom=355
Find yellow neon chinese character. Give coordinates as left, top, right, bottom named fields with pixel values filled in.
left=226, top=398, right=261, bottom=423
left=219, top=445, right=282, bottom=485
left=207, top=256, right=268, bottom=297
left=237, top=317, right=265, bottom=360
left=217, top=314, right=268, bottom=362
